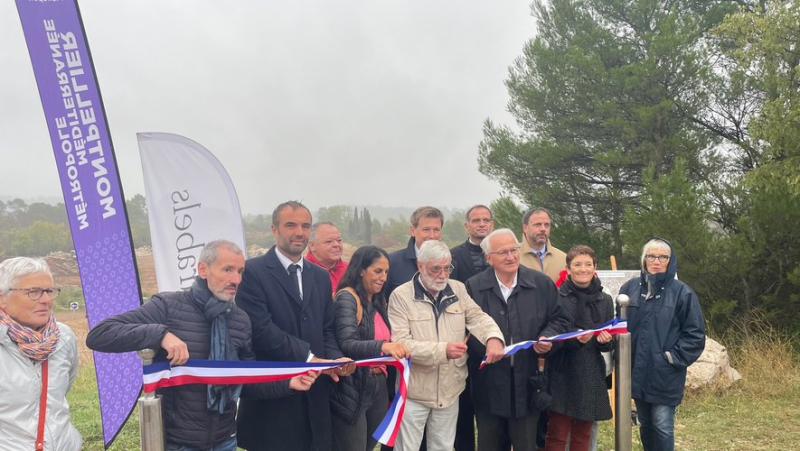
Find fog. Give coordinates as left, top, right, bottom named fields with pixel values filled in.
left=1, top=0, right=536, bottom=214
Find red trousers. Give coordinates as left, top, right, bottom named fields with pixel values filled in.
left=544, top=410, right=593, bottom=451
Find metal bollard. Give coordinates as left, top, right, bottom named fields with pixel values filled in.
left=137, top=349, right=165, bottom=451
left=615, top=294, right=632, bottom=451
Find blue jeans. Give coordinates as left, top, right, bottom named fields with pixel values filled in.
left=634, top=399, right=676, bottom=451
left=166, top=435, right=237, bottom=451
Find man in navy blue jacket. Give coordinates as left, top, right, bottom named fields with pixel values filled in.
left=386, top=206, right=444, bottom=295
left=236, top=201, right=353, bottom=451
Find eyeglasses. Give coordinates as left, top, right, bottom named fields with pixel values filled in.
left=488, top=247, right=521, bottom=258
left=426, top=265, right=455, bottom=276
left=644, top=254, right=670, bottom=263
left=8, top=287, right=61, bottom=300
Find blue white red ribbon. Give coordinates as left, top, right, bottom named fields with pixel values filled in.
left=479, top=318, right=628, bottom=369
left=142, top=356, right=409, bottom=446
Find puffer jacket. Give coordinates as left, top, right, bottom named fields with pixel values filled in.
left=0, top=322, right=82, bottom=451
left=86, top=286, right=292, bottom=448
left=330, top=289, right=389, bottom=423
left=388, top=274, right=503, bottom=409
left=619, top=240, right=706, bottom=406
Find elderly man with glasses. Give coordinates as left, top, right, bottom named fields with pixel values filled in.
left=388, top=239, right=505, bottom=451
left=464, top=229, right=569, bottom=451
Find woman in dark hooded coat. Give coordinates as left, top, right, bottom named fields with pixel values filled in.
left=619, top=238, right=706, bottom=451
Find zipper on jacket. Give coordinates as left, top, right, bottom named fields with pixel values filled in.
left=414, top=285, right=461, bottom=409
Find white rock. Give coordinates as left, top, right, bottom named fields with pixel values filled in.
left=686, top=337, right=741, bottom=389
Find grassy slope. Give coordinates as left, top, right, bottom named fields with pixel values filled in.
left=62, top=309, right=140, bottom=450
left=68, top=365, right=140, bottom=450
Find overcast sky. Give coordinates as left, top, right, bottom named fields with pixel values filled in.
left=2, top=1, right=535, bottom=215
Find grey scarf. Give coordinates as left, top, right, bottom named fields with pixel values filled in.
left=192, top=278, right=242, bottom=414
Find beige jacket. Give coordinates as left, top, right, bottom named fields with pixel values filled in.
left=520, top=239, right=567, bottom=283
left=388, top=275, right=504, bottom=409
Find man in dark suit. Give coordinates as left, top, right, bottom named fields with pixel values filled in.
left=449, top=204, right=494, bottom=451
left=451, top=205, right=494, bottom=284
left=236, top=201, right=353, bottom=451
left=386, top=206, right=444, bottom=295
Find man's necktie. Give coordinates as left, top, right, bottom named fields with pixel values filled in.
left=288, top=263, right=302, bottom=299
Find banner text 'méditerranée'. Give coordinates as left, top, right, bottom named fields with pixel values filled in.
left=44, top=18, right=116, bottom=230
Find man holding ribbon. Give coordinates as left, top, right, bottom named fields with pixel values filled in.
left=86, top=240, right=319, bottom=451
left=388, top=239, right=506, bottom=451
left=236, top=201, right=354, bottom=451
left=465, top=229, right=569, bottom=451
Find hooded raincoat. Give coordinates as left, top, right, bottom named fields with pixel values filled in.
left=619, top=240, right=706, bottom=406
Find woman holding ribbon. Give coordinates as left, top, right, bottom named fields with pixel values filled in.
left=545, top=245, right=614, bottom=451
left=0, top=257, right=82, bottom=451
left=330, top=245, right=410, bottom=451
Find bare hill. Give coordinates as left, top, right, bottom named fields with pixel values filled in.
left=47, top=248, right=159, bottom=295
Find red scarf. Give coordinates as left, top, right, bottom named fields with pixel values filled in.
left=0, top=309, right=60, bottom=361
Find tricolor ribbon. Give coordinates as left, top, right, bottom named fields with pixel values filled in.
left=142, top=356, right=410, bottom=446
left=479, top=318, right=628, bottom=369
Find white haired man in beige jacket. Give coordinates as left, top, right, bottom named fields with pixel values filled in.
left=389, top=239, right=505, bottom=451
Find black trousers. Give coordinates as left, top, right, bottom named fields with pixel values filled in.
left=476, top=410, right=540, bottom=451
left=332, top=373, right=388, bottom=451
left=454, top=374, right=476, bottom=451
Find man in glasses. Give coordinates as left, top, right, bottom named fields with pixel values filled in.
left=388, top=239, right=506, bottom=451
left=449, top=204, right=494, bottom=451
left=465, top=229, right=569, bottom=451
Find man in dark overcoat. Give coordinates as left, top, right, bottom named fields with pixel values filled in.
left=449, top=204, right=493, bottom=451
left=466, top=229, right=569, bottom=451
left=450, top=204, right=494, bottom=285
left=236, top=201, right=352, bottom=451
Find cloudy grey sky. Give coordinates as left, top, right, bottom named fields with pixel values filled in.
left=2, top=1, right=535, bottom=215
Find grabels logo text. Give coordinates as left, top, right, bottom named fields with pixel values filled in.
left=172, top=189, right=204, bottom=290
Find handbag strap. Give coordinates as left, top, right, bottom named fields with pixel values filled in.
left=36, top=359, right=48, bottom=451
left=335, top=287, right=363, bottom=325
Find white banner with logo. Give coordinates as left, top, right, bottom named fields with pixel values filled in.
left=138, top=132, right=246, bottom=292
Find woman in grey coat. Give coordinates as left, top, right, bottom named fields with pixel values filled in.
left=545, top=245, right=614, bottom=451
